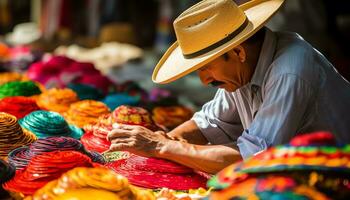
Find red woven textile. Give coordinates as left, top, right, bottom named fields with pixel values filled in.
left=0, top=96, right=40, bottom=119
left=3, top=151, right=94, bottom=195
left=106, top=154, right=208, bottom=190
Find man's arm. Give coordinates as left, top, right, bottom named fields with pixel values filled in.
left=108, top=123, right=241, bottom=174
left=157, top=138, right=241, bottom=174
left=163, top=119, right=241, bottom=173
left=167, top=120, right=208, bottom=145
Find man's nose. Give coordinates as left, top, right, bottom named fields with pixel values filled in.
left=197, top=68, right=212, bottom=86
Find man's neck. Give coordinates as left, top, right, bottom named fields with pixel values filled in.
left=242, top=36, right=264, bottom=72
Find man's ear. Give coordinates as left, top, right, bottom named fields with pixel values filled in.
left=229, top=45, right=246, bottom=63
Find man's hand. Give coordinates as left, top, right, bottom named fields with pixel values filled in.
left=107, top=124, right=169, bottom=157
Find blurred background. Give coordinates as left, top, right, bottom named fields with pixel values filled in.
left=0, top=0, right=349, bottom=109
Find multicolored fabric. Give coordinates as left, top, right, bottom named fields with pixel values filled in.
left=206, top=176, right=330, bottom=200
left=207, top=132, right=350, bottom=200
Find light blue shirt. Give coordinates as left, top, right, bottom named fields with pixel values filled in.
left=192, top=28, right=350, bottom=159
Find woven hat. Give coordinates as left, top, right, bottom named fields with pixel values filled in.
left=36, top=88, right=79, bottom=114
left=0, top=113, right=36, bottom=158
left=81, top=106, right=159, bottom=153
left=207, top=132, right=350, bottom=199
left=0, top=96, right=40, bottom=119
left=3, top=151, right=95, bottom=196
left=64, top=100, right=110, bottom=128
left=28, top=167, right=154, bottom=200
left=5, top=22, right=41, bottom=45
left=0, top=72, right=28, bottom=85
left=8, top=136, right=105, bottom=170
left=19, top=110, right=83, bottom=139
left=152, top=0, right=284, bottom=83
left=67, top=83, right=104, bottom=100
left=106, top=154, right=208, bottom=190
left=0, top=81, right=41, bottom=99
left=152, top=106, right=193, bottom=129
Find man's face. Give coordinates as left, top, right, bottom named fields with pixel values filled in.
left=197, top=47, right=255, bottom=92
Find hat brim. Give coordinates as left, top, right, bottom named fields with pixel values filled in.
left=152, top=0, right=284, bottom=84
left=19, top=119, right=84, bottom=139
left=5, top=32, right=41, bottom=45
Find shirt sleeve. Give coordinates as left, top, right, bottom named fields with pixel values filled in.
left=192, top=89, right=243, bottom=145
left=237, top=74, right=315, bottom=159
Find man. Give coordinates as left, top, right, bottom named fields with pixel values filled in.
left=107, top=0, right=350, bottom=174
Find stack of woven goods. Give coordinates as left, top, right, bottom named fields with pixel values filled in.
left=81, top=105, right=160, bottom=153
left=7, top=136, right=105, bottom=170
left=206, top=132, right=350, bottom=199
left=0, top=53, right=215, bottom=200
left=0, top=113, right=36, bottom=159
left=3, top=151, right=98, bottom=196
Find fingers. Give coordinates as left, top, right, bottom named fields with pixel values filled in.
left=110, top=138, right=134, bottom=144
left=107, top=129, right=132, bottom=141
left=108, top=124, right=147, bottom=141
left=108, top=143, right=133, bottom=152
left=112, top=123, right=138, bottom=130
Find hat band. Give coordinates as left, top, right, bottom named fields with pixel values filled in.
left=183, top=18, right=249, bottom=59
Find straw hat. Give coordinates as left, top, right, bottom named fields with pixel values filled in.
left=5, top=22, right=41, bottom=46
left=152, top=0, right=284, bottom=84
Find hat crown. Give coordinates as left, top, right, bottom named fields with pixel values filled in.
left=174, top=0, right=247, bottom=56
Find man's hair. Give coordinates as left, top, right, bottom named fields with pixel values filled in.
left=243, top=28, right=266, bottom=46
left=221, top=28, right=265, bottom=61
left=222, top=53, right=230, bottom=61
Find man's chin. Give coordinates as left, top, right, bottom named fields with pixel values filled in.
left=222, top=85, right=238, bottom=92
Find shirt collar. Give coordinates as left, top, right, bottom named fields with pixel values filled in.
left=250, top=27, right=277, bottom=90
